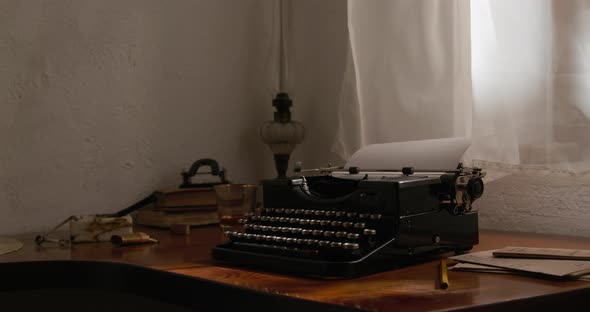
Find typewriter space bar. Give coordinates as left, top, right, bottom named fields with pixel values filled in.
left=231, top=242, right=320, bottom=258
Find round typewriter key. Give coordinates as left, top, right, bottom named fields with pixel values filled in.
left=295, top=209, right=305, bottom=214
left=343, top=243, right=360, bottom=250
left=284, top=209, right=294, bottom=214
left=363, top=229, right=377, bottom=236
left=347, top=233, right=360, bottom=240
left=243, top=224, right=253, bottom=230
left=285, top=238, right=296, bottom=244
left=346, top=212, right=357, bottom=218
left=261, top=225, right=271, bottom=231
left=335, top=231, right=347, bottom=238
left=275, top=237, right=286, bottom=243
left=289, top=218, right=300, bottom=224
left=279, top=217, right=289, bottom=222
left=309, top=220, right=320, bottom=226
left=299, top=219, right=310, bottom=225
left=265, top=208, right=273, bottom=213
left=331, top=221, right=342, bottom=227
left=312, top=230, right=323, bottom=236
left=354, top=222, right=366, bottom=229
left=307, top=239, right=319, bottom=245
left=304, top=210, right=314, bottom=215
left=269, top=217, right=278, bottom=222
left=330, top=242, right=343, bottom=248
left=252, top=225, right=261, bottom=230
left=250, top=215, right=260, bottom=221
left=370, top=214, right=382, bottom=220
left=245, top=234, right=255, bottom=239
left=343, top=222, right=353, bottom=228
left=296, top=239, right=306, bottom=244
left=318, top=240, right=331, bottom=247
left=275, top=208, right=285, bottom=214
left=359, top=213, right=370, bottom=219
left=255, top=234, right=265, bottom=240
left=325, top=211, right=335, bottom=217
left=314, top=210, right=324, bottom=216
left=225, top=231, right=236, bottom=238
left=320, top=220, right=330, bottom=226
left=301, top=229, right=312, bottom=235
left=323, top=231, right=335, bottom=237
left=265, top=236, right=274, bottom=242
left=236, top=233, right=245, bottom=239
left=271, top=227, right=281, bottom=232
left=281, top=227, right=291, bottom=233
left=291, top=228, right=302, bottom=234
left=335, top=211, right=346, bottom=217
left=260, top=216, right=269, bottom=222
left=238, top=219, right=246, bottom=224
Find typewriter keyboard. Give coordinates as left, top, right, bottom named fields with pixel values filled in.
left=223, top=207, right=386, bottom=260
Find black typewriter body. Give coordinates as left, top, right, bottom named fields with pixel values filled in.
left=212, top=171, right=481, bottom=278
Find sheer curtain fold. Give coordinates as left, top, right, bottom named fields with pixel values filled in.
left=335, top=0, right=590, bottom=173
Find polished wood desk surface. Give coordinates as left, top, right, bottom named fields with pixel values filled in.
left=2, top=226, right=590, bottom=311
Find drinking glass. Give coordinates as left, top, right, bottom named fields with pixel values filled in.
left=213, top=184, right=257, bottom=233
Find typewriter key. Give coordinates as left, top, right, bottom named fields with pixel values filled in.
left=343, top=222, right=353, bottom=228
left=260, top=216, right=270, bottom=222
left=346, top=212, right=357, bottom=218
left=314, top=210, right=325, bottom=216
left=275, top=208, right=285, bottom=214
left=363, top=229, right=377, bottom=236
left=252, top=225, right=261, bottom=230
left=301, top=229, right=312, bottom=235
left=281, top=227, right=291, bottom=233
left=269, top=217, right=278, bottom=222
left=370, top=214, right=382, bottom=220
left=325, top=211, right=335, bottom=217
left=299, top=219, right=310, bottom=225
left=307, top=239, right=318, bottom=246
left=354, top=222, right=366, bottom=229
left=296, top=238, right=306, bottom=244
left=271, top=227, right=281, bottom=232
left=335, top=211, right=346, bottom=217
left=304, top=210, right=314, bottom=215
left=245, top=234, right=255, bottom=239
left=309, top=220, right=320, bottom=226
left=264, top=208, right=273, bottom=213
left=335, top=231, right=347, bottom=238
left=347, top=233, right=360, bottom=240
left=312, top=230, right=323, bottom=236
left=289, top=218, right=300, bottom=224
left=359, top=213, right=370, bottom=219
left=284, top=209, right=294, bottom=214
left=243, top=224, right=253, bottom=230
left=343, top=243, right=360, bottom=250
left=318, top=240, right=331, bottom=247
left=251, top=215, right=260, bottom=221
left=295, top=209, right=305, bottom=214
left=320, top=220, right=330, bottom=226
left=330, top=242, right=343, bottom=248
left=275, top=237, right=286, bottom=243
left=238, top=219, right=247, bottom=224
left=323, top=231, right=335, bottom=237
left=279, top=217, right=289, bottom=223
left=261, top=225, right=271, bottom=231
left=331, top=221, right=342, bottom=227
left=290, top=228, right=302, bottom=234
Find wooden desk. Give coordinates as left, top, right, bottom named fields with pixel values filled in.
left=2, top=226, right=590, bottom=311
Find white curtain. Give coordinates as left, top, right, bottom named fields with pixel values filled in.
left=335, top=0, right=590, bottom=173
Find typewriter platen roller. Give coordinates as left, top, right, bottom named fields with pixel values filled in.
left=212, top=138, right=485, bottom=277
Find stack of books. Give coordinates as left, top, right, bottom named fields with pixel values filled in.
left=133, top=187, right=219, bottom=229
left=450, top=246, right=590, bottom=281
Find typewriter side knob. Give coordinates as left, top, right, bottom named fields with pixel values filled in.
left=440, top=167, right=486, bottom=215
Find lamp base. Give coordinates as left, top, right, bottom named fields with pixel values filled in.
left=274, top=154, right=290, bottom=179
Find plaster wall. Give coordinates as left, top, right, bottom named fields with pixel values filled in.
left=0, top=0, right=276, bottom=235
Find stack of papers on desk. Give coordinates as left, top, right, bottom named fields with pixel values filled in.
left=449, top=247, right=590, bottom=281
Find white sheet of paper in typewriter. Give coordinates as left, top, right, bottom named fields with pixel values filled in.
left=343, top=137, right=471, bottom=172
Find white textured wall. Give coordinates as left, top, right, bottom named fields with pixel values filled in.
left=478, top=168, right=590, bottom=237
left=0, top=0, right=276, bottom=235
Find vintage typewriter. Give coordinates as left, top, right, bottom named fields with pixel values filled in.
left=212, top=138, right=485, bottom=277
